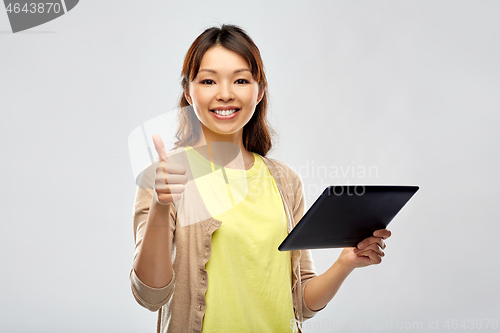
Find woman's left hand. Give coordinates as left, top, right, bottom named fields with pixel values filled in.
left=338, top=229, right=392, bottom=270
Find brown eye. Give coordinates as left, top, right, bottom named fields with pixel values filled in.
left=201, top=79, right=214, bottom=85
left=236, top=79, right=249, bottom=84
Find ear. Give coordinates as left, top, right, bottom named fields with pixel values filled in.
left=257, top=87, right=264, bottom=105
left=184, top=89, right=192, bottom=105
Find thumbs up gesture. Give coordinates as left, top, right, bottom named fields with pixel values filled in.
left=152, top=134, right=188, bottom=205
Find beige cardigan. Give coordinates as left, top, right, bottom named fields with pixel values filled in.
left=130, top=151, right=322, bottom=332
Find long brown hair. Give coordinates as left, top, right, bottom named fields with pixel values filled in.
left=173, top=24, right=276, bottom=156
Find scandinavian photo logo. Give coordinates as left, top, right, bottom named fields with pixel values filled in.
left=3, top=0, right=79, bottom=33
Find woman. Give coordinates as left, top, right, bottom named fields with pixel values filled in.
left=130, top=24, right=391, bottom=332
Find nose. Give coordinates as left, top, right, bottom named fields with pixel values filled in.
left=216, top=81, right=234, bottom=102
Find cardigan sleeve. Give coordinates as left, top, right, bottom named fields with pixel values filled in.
left=130, top=184, right=177, bottom=312
left=290, top=168, right=326, bottom=319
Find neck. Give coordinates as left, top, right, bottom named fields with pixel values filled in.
left=191, top=124, right=254, bottom=170
left=192, top=124, right=246, bottom=153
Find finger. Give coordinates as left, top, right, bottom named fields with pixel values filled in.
left=374, top=229, right=392, bottom=239
left=160, top=160, right=168, bottom=188
left=367, top=250, right=383, bottom=264
left=354, top=244, right=385, bottom=257
left=154, top=182, right=186, bottom=193
left=356, top=249, right=383, bottom=265
left=357, top=236, right=384, bottom=250
left=152, top=134, right=170, bottom=162
left=163, top=162, right=187, bottom=176
left=354, top=243, right=383, bottom=254
left=154, top=166, right=188, bottom=185
left=156, top=192, right=182, bottom=203
left=155, top=161, right=188, bottom=186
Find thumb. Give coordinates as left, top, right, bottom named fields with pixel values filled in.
left=152, top=134, right=170, bottom=162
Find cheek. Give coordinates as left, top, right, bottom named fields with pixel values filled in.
left=242, top=87, right=259, bottom=104
left=190, top=86, right=211, bottom=105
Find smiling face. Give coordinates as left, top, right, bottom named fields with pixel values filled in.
left=185, top=45, right=264, bottom=144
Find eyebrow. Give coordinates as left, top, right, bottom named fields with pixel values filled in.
left=198, top=68, right=251, bottom=74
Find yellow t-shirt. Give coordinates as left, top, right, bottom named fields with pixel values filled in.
left=183, top=146, right=297, bottom=333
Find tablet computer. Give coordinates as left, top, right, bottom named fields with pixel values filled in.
left=278, top=185, right=419, bottom=251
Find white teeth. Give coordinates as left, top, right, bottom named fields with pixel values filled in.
left=213, top=109, right=237, bottom=116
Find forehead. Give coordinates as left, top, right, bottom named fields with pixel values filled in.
left=199, top=45, right=250, bottom=72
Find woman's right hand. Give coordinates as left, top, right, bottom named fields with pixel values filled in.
left=152, top=134, right=188, bottom=205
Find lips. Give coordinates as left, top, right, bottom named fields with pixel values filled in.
left=209, top=105, right=241, bottom=119
left=211, top=109, right=240, bottom=119
left=210, top=106, right=240, bottom=111
left=210, top=108, right=240, bottom=117
left=210, top=108, right=240, bottom=114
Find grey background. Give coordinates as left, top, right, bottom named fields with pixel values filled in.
left=1, top=0, right=499, bottom=332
